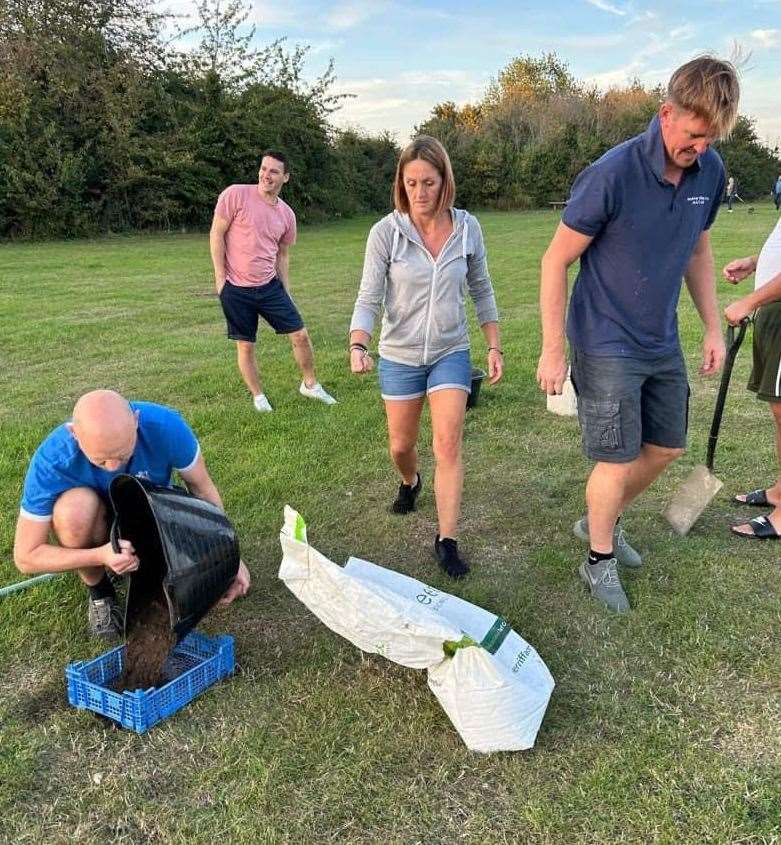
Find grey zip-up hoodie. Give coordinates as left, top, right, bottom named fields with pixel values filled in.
left=350, top=209, right=499, bottom=367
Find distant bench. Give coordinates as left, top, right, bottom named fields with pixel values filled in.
left=549, top=201, right=567, bottom=211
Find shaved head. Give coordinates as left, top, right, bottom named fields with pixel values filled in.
left=69, top=390, right=138, bottom=470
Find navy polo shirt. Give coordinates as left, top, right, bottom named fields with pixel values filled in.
left=563, top=115, right=725, bottom=358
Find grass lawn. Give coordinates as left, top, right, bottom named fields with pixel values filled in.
left=1, top=204, right=779, bottom=844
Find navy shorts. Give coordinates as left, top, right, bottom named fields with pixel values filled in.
left=570, top=349, right=689, bottom=463
left=219, top=278, right=304, bottom=342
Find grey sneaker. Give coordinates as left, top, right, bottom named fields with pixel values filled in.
left=579, top=558, right=630, bottom=613
left=88, top=596, right=124, bottom=639
left=573, top=517, right=642, bottom=568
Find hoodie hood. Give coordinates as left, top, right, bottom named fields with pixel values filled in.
left=389, top=209, right=471, bottom=263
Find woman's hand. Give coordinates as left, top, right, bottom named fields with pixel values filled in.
left=487, top=348, right=503, bottom=384
left=350, top=347, right=374, bottom=374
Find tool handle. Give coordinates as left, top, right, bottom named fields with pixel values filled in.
left=705, top=319, right=749, bottom=470
left=110, top=519, right=122, bottom=554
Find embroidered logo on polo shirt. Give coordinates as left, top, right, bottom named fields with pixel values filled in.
left=685, top=195, right=710, bottom=206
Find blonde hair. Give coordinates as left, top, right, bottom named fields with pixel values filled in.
left=392, top=136, right=456, bottom=216
left=667, top=55, right=740, bottom=139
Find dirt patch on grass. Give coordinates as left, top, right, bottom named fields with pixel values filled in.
left=710, top=674, right=781, bottom=768
left=8, top=677, right=68, bottom=726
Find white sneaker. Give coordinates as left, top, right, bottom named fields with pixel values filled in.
left=253, top=393, right=273, bottom=412
left=299, top=381, right=336, bottom=405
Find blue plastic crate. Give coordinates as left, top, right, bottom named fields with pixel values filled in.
left=66, top=631, right=234, bottom=733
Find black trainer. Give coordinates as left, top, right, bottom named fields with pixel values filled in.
left=391, top=473, right=422, bottom=514
left=434, top=535, right=469, bottom=579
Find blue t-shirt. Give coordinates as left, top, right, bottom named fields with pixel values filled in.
left=20, top=402, right=200, bottom=520
left=563, top=116, right=726, bottom=358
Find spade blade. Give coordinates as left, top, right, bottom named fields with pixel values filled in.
left=663, top=464, right=724, bottom=536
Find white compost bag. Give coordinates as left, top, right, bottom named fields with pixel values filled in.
left=279, top=506, right=555, bottom=753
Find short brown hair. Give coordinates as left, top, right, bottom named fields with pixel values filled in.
left=261, top=149, right=289, bottom=173
left=667, top=55, right=740, bottom=139
left=392, top=136, right=456, bottom=215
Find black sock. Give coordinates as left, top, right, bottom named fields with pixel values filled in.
left=88, top=573, right=116, bottom=601
left=588, top=548, right=614, bottom=565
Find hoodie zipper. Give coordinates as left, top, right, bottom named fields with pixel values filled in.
left=409, top=219, right=459, bottom=365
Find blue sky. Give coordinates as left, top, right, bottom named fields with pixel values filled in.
left=165, top=0, right=780, bottom=146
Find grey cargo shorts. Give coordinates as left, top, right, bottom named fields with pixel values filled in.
left=570, top=348, right=689, bottom=463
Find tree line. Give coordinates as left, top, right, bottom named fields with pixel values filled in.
left=2, top=2, right=778, bottom=239
left=419, top=53, right=781, bottom=210
left=0, top=0, right=398, bottom=237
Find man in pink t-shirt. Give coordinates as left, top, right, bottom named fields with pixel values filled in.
left=210, top=150, right=336, bottom=411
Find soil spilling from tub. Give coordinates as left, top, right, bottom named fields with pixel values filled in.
left=115, top=582, right=177, bottom=692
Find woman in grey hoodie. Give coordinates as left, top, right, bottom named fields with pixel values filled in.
left=349, top=136, right=503, bottom=578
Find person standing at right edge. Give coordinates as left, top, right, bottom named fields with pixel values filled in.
left=537, top=56, right=740, bottom=613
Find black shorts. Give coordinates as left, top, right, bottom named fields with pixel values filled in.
left=748, top=301, right=781, bottom=402
left=219, top=277, right=305, bottom=343
left=570, top=348, right=690, bottom=463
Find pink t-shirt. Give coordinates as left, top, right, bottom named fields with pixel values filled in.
left=215, top=185, right=297, bottom=287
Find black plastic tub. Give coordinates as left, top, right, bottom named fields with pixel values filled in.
left=467, top=367, right=487, bottom=409
left=109, top=475, right=240, bottom=640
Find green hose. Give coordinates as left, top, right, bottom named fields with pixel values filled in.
left=0, top=573, right=57, bottom=598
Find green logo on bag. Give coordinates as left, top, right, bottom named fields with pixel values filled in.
left=480, top=616, right=511, bottom=655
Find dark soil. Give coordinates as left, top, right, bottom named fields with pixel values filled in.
left=115, top=588, right=176, bottom=691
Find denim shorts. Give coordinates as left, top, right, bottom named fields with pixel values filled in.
left=378, top=349, right=472, bottom=400
left=219, top=277, right=304, bottom=342
left=570, top=348, right=689, bottom=463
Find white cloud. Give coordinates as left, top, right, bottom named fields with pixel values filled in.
left=749, top=28, right=780, bottom=47
left=586, top=62, right=642, bottom=88
left=585, top=0, right=626, bottom=16
left=308, top=39, right=342, bottom=56
left=628, top=9, right=657, bottom=23
left=669, top=24, right=695, bottom=41
left=324, top=0, right=388, bottom=30
left=399, top=70, right=471, bottom=86
left=249, top=0, right=302, bottom=26
left=329, top=72, right=486, bottom=141
left=157, top=0, right=299, bottom=30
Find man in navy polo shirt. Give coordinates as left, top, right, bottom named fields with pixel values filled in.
left=537, top=56, right=740, bottom=613
left=13, top=390, right=251, bottom=637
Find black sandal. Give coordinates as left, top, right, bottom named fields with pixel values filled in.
left=734, top=488, right=770, bottom=507
left=730, top=514, right=781, bottom=540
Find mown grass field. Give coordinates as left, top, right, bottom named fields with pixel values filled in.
left=1, top=205, right=779, bottom=844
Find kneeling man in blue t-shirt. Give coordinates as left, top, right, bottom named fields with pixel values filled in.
left=14, top=389, right=251, bottom=637
left=537, top=56, right=740, bottom=613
